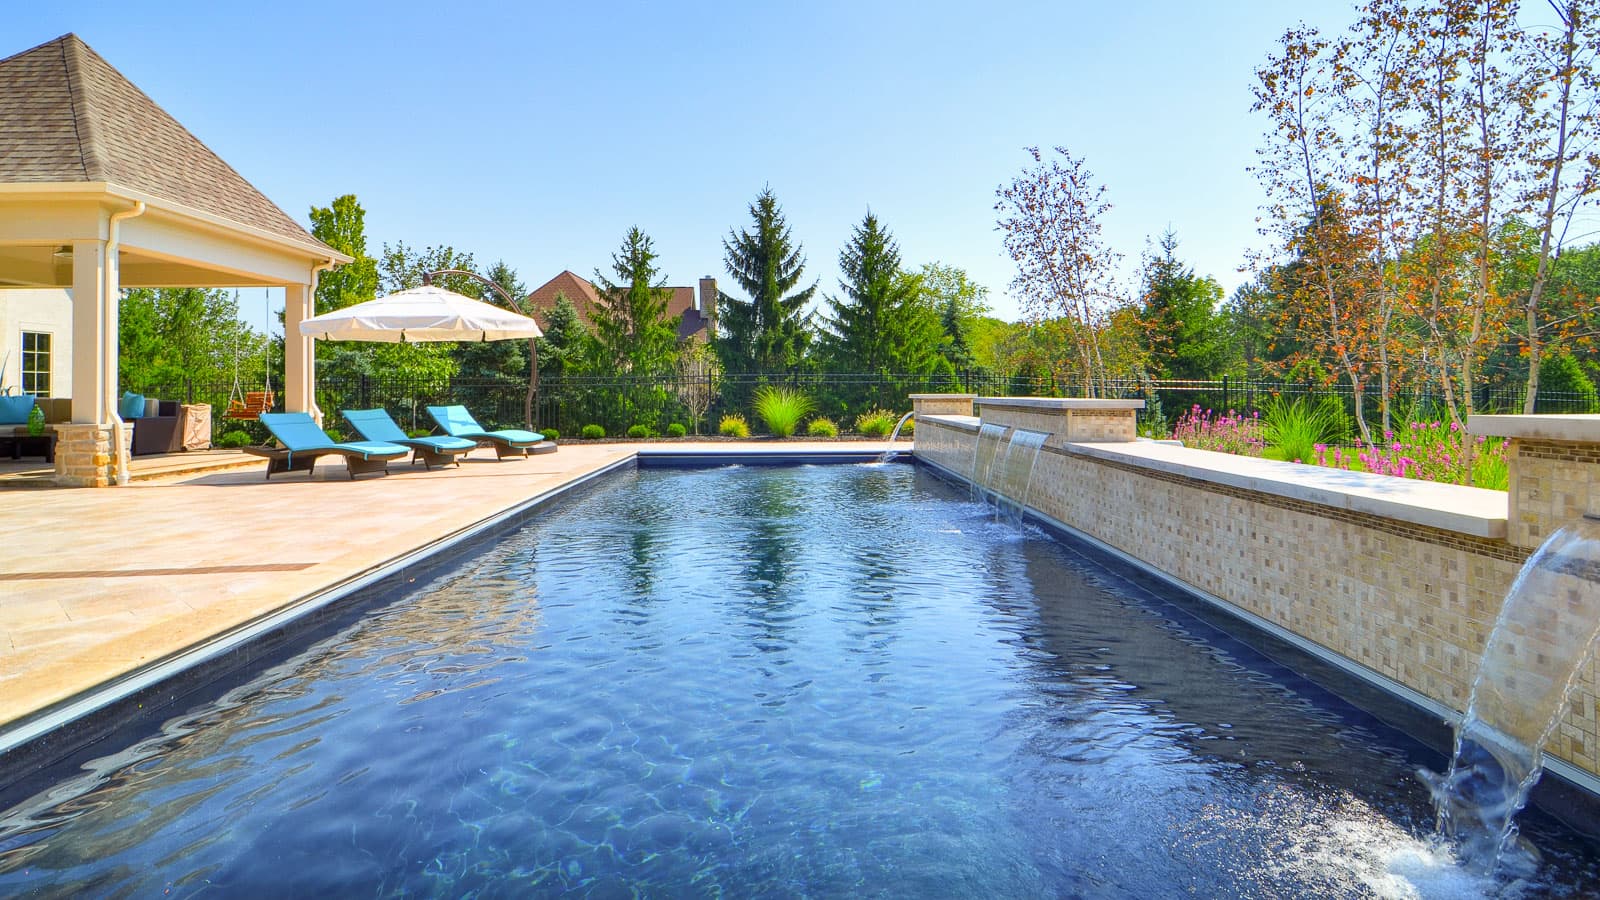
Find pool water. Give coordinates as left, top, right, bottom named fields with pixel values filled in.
left=2, top=464, right=1599, bottom=897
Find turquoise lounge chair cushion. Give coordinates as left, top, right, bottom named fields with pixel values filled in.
left=427, top=404, right=543, bottom=445
left=344, top=408, right=476, bottom=452
left=119, top=391, right=145, bottom=420
left=0, top=394, right=34, bottom=425
left=260, top=412, right=409, bottom=460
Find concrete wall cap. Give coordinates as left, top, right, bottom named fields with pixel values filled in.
left=977, top=397, right=1145, bottom=411
left=1063, top=439, right=1508, bottom=539
left=1469, top=414, right=1600, bottom=442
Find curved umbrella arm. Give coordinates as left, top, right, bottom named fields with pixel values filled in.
left=422, top=269, right=540, bottom=430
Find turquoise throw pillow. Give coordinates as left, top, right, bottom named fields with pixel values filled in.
left=0, top=394, right=34, bottom=425
left=119, top=391, right=145, bottom=420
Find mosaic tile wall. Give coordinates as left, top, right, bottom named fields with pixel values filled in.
left=914, top=417, right=1600, bottom=779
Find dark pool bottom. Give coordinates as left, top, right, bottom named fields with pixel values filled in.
left=2, top=464, right=1598, bottom=897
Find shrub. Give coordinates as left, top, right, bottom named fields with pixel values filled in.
left=719, top=414, right=751, bottom=438
left=1262, top=396, right=1349, bottom=464
left=752, top=385, right=815, bottom=437
left=900, top=417, right=915, bottom=436
left=581, top=424, right=606, bottom=440
left=666, top=423, right=687, bottom=438
left=407, top=428, right=435, bottom=439
left=1171, top=406, right=1265, bottom=456
left=217, top=429, right=253, bottom=448
left=324, top=427, right=346, bottom=443
left=541, top=427, right=560, bottom=441
left=855, top=408, right=896, bottom=437
left=627, top=424, right=654, bottom=439
left=1353, top=420, right=1509, bottom=490
left=807, top=417, right=839, bottom=437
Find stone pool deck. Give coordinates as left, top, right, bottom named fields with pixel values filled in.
left=0, top=440, right=891, bottom=738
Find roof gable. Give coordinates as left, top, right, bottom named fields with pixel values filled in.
left=0, top=33, right=328, bottom=250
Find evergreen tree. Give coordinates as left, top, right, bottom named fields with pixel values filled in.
left=1140, top=230, right=1226, bottom=380
left=536, top=293, right=593, bottom=379
left=939, top=295, right=975, bottom=371
left=719, top=188, right=816, bottom=374
left=591, top=227, right=681, bottom=375
left=819, top=211, right=936, bottom=374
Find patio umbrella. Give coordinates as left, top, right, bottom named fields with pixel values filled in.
left=297, top=285, right=542, bottom=342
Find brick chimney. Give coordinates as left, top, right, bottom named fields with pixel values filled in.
left=698, top=276, right=718, bottom=337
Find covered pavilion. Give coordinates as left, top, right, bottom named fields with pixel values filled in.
left=0, top=33, right=349, bottom=486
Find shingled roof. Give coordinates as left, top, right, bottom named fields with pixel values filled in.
left=525, top=270, right=711, bottom=340
left=0, top=33, right=330, bottom=251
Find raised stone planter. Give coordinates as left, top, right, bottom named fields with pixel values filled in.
left=908, top=393, right=976, bottom=418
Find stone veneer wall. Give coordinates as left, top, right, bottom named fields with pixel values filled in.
left=1509, top=439, right=1600, bottom=550
left=53, top=423, right=133, bottom=488
left=914, top=416, right=1600, bottom=780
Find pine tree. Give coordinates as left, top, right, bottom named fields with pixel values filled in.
left=719, top=188, right=816, bottom=374
left=820, top=211, right=917, bottom=373
left=591, top=226, right=681, bottom=376
left=1140, top=230, right=1225, bottom=380
left=536, top=293, right=592, bottom=379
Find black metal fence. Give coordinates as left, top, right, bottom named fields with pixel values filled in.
left=130, top=372, right=1600, bottom=442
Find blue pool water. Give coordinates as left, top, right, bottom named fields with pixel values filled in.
left=2, top=464, right=1599, bottom=896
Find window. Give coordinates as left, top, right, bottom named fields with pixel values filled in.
left=21, top=331, right=51, bottom=396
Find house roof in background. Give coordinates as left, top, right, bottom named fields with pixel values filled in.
left=525, top=270, right=711, bottom=339
left=0, top=33, right=331, bottom=252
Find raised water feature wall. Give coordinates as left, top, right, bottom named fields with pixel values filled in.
left=911, top=397, right=1600, bottom=793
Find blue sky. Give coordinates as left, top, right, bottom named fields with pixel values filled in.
left=13, top=0, right=1357, bottom=333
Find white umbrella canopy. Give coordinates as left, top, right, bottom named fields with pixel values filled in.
left=297, top=285, right=543, bottom=342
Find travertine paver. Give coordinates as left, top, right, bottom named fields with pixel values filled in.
left=0, top=443, right=656, bottom=727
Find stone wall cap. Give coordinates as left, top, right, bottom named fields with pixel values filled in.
left=917, top=414, right=980, bottom=433
left=1469, top=414, right=1600, bottom=442
left=908, top=393, right=976, bottom=400
left=977, top=397, right=1145, bottom=411
left=1064, top=439, right=1508, bottom=539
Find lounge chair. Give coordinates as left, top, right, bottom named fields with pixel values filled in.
left=425, top=405, right=547, bottom=459
left=343, top=408, right=476, bottom=470
left=247, top=412, right=410, bottom=480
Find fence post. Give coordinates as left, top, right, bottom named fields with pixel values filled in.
left=1222, top=374, right=1229, bottom=412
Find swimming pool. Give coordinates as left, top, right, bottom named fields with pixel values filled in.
left=1, top=463, right=1597, bottom=895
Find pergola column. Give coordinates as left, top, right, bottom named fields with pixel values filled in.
left=68, top=239, right=107, bottom=425
left=283, top=281, right=317, bottom=421
left=57, top=237, right=130, bottom=487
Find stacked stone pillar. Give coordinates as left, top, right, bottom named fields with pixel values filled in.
left=53, top=423, right=132, bottom=488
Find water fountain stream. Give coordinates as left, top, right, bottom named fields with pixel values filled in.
left=1422, top=513, right=1600, bottom=874
left=988, top=430, right=1048, bottom=525
left=969, top=424, right=1008, bottom=503
left=877, top=412, right=917, bottom=463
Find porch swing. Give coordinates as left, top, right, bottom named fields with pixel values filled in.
left=224, top=291, right=275, bottom=421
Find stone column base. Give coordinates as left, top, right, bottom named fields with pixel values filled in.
left=909, top=393, right=977, bottom=418
left=53, top=422, right=134, bottom=487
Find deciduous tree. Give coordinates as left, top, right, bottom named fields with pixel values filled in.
left=995, top=146, right=1122, bottom=396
